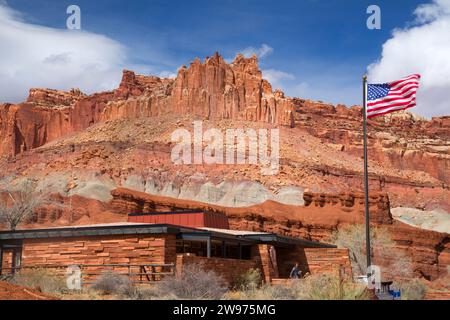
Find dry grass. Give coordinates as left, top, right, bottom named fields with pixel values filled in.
left=10, top=268, right=68, bottom=296
left=9, top=266, right=372, bottom=300
left=91, top=272, right=137, bottom=297
left=392, top=279, right=428, bottom=300
left=234, top=268, right=263, bottom=291
left=226, top=273, right=371, bottom=300
left=137, top=263, right=228, bottom=300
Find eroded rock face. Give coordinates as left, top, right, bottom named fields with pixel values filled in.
left=170, top=53, right=294, bottom=126
left=27, top=88, right=86, bottom=107
left=0, top=54, right=447, bottom=211
left=293, top=99, right=450, bottom=209
left=0, top=53, right=295, bottom=159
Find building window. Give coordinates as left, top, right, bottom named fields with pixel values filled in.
left=176, top=240, right=251, bottom=260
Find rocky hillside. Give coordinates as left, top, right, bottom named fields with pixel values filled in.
left=0, top=53, right=447, bottom=210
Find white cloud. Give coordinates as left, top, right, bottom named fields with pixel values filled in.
left=286, top=78, right=359, bottom=106
left=368, top=0, right=450, bottom=118
left=241, top=43, right=273, bottom=59
left=157, top=70, right=177, bottom=78
left=0, top=4, right=129, bottom=103
left=292, top=82, right=310, bottom=97
left=414, top=0, right=450, bottom=23
left=262, top=69, right=295, bottom=89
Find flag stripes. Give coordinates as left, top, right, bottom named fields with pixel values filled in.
left=366, top=74, right=420, bottom=118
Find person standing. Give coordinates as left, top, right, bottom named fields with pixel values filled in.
left=290, top=263, right=302, bottom=279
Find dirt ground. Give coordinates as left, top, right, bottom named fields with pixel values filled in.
left=0, top=281, right=58, bottom=300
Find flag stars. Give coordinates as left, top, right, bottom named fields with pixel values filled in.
left=368, top=83, right=390, bottom=100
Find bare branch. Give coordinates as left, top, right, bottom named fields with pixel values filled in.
left=0, top=179, right=46, bottom=230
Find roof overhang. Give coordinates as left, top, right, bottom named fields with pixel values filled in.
left=243, top=234, right=336, bottom=248
left=0, top=224, right=191, bottom=240
left=177, top=232, right=257, bottom=245
left=0, top=224, right=335, bottom=248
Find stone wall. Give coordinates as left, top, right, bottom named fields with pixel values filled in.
left=21, top=234, right=177, bottom=266
left=304, top=248, right=353, bottom=278
left=1, top=251, right=13, bottom=272
left=276, top=247, right=352, bottom=279
left=251, top=244, right=279, bottom=283
left=175, top=247, right=352, bottom=285
left=276, top=246, right=309, bottom=278
left=175, top=254, right=257, bottom=286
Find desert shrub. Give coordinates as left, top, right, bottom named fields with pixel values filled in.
left=10, top=268, right=68, bottom=295
left=332, top=224, right=413, bottom=279
left=228, top=273, right=370, bottom=300
left=91, top=272, right=136, bottom=297
left=153, top=263, right=227, bottom=300
left=235, top=268, right=262, bottom=290
left=393, top=279, right=427, bottom=300
left=295, top=273, right=370, bottom=300
left=134, top=286, right=178, bottom=300
left=0, top=274, right=13, bottom=282
left=227, top=283, right=297, bottom=300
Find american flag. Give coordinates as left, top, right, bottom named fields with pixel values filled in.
left=366, top=74, right=421, bottom=118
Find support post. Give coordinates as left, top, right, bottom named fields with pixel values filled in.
left=206, top=237, right=212, bottom=258
left=363, top=75, right=372, bottom=270
left=0, top=244, right=3, bottom=276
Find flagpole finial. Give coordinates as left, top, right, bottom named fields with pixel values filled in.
left=363, top=74, right=367, bottom=81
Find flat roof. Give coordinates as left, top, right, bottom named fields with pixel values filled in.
left=0, top=223, right=335, bottom=248
left=201, top=227, right=271, bottom=236
left=0, top=223, right=194, bottom=240
left=129, top=210, right=207, bottom=216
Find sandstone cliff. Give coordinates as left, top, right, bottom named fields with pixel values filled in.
left=0, top=53, right=294, bottom=158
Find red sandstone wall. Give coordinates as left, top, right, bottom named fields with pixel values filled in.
left=276, top=246, right=309, bottom=278
left=21, top=234, right=176, bottom=266
left=1, top=251, right=13, bottom=273
left=251, top=244, right=279, bottom=282
left=304, top=248, right=353, bottom=278
left=176, top=254, right=257, bottom=286
left=276, top=247, right=353, bottom=279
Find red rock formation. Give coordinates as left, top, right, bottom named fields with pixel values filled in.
left=27, top=88, right=85, bottom=106
left=0, top=54, right=447, bottom=212
left=170, top=53, right=294, bottom=125
left=0, top=53, right=294, bottom=159
left=294, top=100, right=449, bottom=185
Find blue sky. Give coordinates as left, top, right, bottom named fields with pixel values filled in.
left=1, top=0, right=449, bottom=116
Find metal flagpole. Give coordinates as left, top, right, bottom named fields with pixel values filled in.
left=363, top=74, right=371, bottom=271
